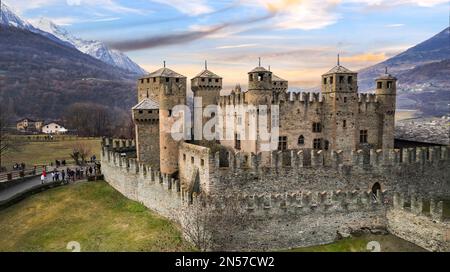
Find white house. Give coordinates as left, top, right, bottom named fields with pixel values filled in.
left=42, top=123, right=67, bottom=134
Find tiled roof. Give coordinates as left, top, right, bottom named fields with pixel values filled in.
left=249, top=66, right=271, bottom=73
left=132, top=98, right=159, bottom=110
left=194, top=69, right=221, bottom=79
left=272, top=74, right=287, bottom=82
left=323, top=65, right=355, bottom=75
left=145, top=67, right=185, bottom=78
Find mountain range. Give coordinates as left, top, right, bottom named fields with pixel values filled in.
left=358, top=27, right=450, bottom=116
left=0, top=3, right=146, bottom=75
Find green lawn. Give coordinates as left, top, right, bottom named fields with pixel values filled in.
left=1, top=138, right=101, bottom=170
left=286, top=234, right=425, bottom=252
left=0, top=181, right=193, bottom=252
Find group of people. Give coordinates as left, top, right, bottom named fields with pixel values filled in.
left=12, top=162, right=26, bottom=171
left=40, top=165, right=98, bottom=185
left=54, top=160, right=67, bottom=168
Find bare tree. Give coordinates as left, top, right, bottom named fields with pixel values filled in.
left=70, top=142, right=92, bottom=165
left=181, top=193, right=247, bottom=251
left=0, top=106, right=22, bottom=171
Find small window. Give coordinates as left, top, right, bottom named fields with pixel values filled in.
left=183, top=154, right=186, bottom=161
left=387, top=81, right=393, bottom=88
left=312, top=122, right=322, bottom=133
left=215, top=79, right=219, bottom=83
left=360, top=130, right=368, bottom=143
left=339, top=76, right=344, bottom=83
left=147, top=78, right=150, bottom=83
left=165, top=78, right=170, bottom=82
left=343, top=120, right=346, bottom=128
left=258, top=73, right=264, bottom=81
left=313, top=139, right=322, bottom=150
left=176, top=78, right=179, bottom=83
left=191, top=157, right=194, bottom=164
left=278, top=136, right=288, bottom=151
left=235, top=134, right=241, bottom=150
left=348, top=76, right=353, bottom=84
left=249, top=75, right=253, bottom=81
left=344, top=97, right=347, bottom=103
left=201, top=78, right=205, bottom=82
left=153, top=78, right=156, bottom=83
left=139, top=110, right=143, bottom=114
left=323, top=78, right=327, bottom=84
left=324, top=140, right=329, bottom=150
left=201, top=159, right=205, bottom=166
left=168, top=110, right=172, bottom=117
left=330, top=76, right=333, bottom=84
left=298, top=135, right=305, bottom=145
left=208, top=78, right=212, bottom=83
left=377, top=82, right=382, bottom=89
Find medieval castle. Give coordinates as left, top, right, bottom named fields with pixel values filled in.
left=101, top=59, right=450, bottom=251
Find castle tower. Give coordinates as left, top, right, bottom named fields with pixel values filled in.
left=132, top=98, right=160, bottom=167
left=321, top=56, right=358, bottom=158
left=271, top=74, right=288, bottom=94
left=191, top=61, right=222, bottom=140
left=146, top=64, right=187, bottom=175
left=246, top=59, right=273, bottom=105
left=375, top=68, right=397, bottom=150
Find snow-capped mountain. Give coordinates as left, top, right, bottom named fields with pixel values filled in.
left=35, top=18, right=147, bottom=75
left=0, top=2, right=74, bottom=48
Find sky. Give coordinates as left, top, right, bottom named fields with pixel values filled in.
left=4, top=0, right=450, bottom=88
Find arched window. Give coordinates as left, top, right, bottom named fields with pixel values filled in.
left=298, top=135, right=305, bottom=145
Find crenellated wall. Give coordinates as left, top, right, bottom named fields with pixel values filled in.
left=387, top=193, right=449, bottom=252
left=101, top=139, right=450, bottom=251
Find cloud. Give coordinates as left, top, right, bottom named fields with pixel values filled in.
left=385, top=23, right=405, bottom=27
left=149, top=0, right=213, bottom=15
left=216, top=44, right=258, bottom=49
left=341, top=53, right=387, bottom=63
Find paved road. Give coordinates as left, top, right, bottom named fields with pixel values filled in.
left=0, top=164, right=97, bottom=202
left=0, top=175, right=50, bottom=202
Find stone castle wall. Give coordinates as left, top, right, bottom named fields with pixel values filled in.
left=387, top=193, right=449, bottom=252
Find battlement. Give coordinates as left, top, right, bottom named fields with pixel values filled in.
left=101, top=137, right=135, bottom=150
left=229, top=189, right=385, bottom=214
left=207, top=146, right=450, bottom=173
left=392, top=192, right=448, bottom=222
left=358, top=93, right=378, bottom=103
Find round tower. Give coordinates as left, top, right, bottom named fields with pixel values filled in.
left=375, top=67, right=397, bottom=150
left=246, top=59, right=273, bottom=106
left=146, top=64, right=187, bottom=175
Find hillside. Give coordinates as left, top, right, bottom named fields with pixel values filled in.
left=358, top=27, right=450, bottom=116
left=0, top=26, right=137, bottom=120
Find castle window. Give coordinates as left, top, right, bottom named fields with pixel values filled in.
left=258, top=73, right=264, bottom=81
left=176, top=78, right=179, bottom=83
left=377, top=82, right=382, bottom=89
left=360, top=130, right=368, bottom=143
left=387, top=81, right=393, bottom=88
left=191, top=157, right=195, bottom=164
left=313, top=139, right=322, bottom=149
left=330, top=76, right=334, bottom=84
left=343, top=120, right=347, bottom=128
left=183, top=154, right=186, bottom=161
left=278, top=136, right=287, bottom=151
left=323, top=78, right=327, bottom=84
left=235, top=134, right=241, bottom=150
left=312, top=122, right=322, bottom=133
left=339, top=76, right=344, bottom=83
left=148, top=110, right=152, bottom=114
left=324, top=140, right=329, bottom=150
left=249, top=75, right=253, bottom=81
left=153, top=78, right=156, bottom=82
left=168, top=110, right=172, bottom=117
left=208, top=78, right=212, bottom=83
left=139, top=110, right=143, bottom=114
left=344, top=97, right=347, bottom=103
left=298, top=135, right=305, bottom=145
left=165, top=78, right=170, bottom=82
left=348, top=76, right=353, bottom=84
left=201, top=159, right=205, bottom=166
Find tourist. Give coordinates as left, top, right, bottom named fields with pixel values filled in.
left=88, top=166, right=93, bottom=177
left=61, top=170, right=66, bottom=182
left=40, top=174, right=45, bottom=184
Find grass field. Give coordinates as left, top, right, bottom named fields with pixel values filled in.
left=287, top=234, right=425, bottom=252
left=1, top=138, right=101, bottom=170
left=0, top=181, right=192, bottom=252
